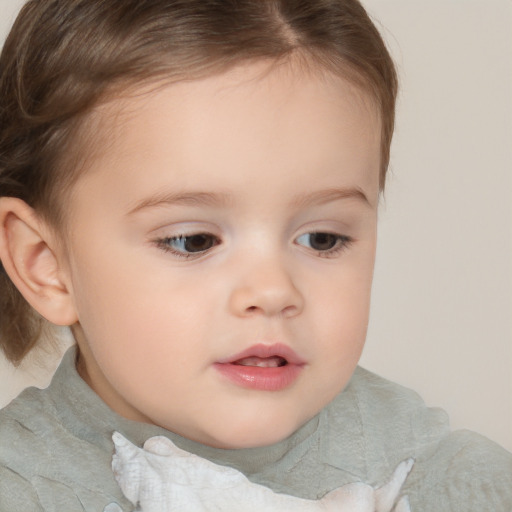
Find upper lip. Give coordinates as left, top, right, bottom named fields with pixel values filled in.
left=216, top=343, right=306, bottom=366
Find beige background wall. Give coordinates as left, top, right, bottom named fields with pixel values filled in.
left=1, top=0, right=511, bottom=452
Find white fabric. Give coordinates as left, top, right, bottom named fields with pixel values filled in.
left=112, top=432, right=413, bottom=512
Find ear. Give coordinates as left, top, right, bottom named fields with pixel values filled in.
left=0, top=197, right=78, bottom=326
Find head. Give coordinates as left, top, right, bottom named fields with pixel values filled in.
left=0, top=0, right=397, bottom=448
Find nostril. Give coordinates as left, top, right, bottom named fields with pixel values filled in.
left=231, top=285, right=304, bottom=318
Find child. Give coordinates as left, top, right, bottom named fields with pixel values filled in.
left=0, top=0, right=510, bottom=510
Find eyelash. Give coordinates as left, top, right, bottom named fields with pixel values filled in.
left=295, top=232, right=353, bottom=258
left=154, top=234, right=221, bottom=260
left=153, top=232, right=353, bottom=260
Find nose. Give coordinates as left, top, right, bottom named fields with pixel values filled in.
left=228, top=257, right=304, bottom=318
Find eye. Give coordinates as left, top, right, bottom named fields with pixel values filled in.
left=295, top=232, right=352, bottom=256
left=156, top=233, right=220, bottom=258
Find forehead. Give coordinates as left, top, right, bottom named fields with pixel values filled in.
left=72, top=60, right=381, bottom=209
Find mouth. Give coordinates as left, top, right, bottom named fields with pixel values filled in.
left=233, top=356, right=288, bottom=368
left=214, top=344, right=305, bottom=391
left=217, top=343, right=304, bottom=366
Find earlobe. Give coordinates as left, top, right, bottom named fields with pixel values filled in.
left=0, top=197, right=78, bottom=326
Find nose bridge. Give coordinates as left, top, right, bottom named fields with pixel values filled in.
left=229, top=245, right=304, bottom=318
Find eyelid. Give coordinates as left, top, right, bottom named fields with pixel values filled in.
left=147, top=220, right=220, bottom=237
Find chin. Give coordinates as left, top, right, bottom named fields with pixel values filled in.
left=205, top=416, right=307, bottom=450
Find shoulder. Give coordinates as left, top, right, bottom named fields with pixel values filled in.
left=406, top=429, right=512, bottom=511
left=328, top=367, right=512, bottom=510
left=0, top=386, right=58, bottom=478
left=329, top=367, right=452, bottom=462
left=0, top=360, right=132, bottom=511
left=0, top=401, right=44, bottom=511
left=0, top=387, right=56, bottom=511
left=0, top=466, right=44, bottom=512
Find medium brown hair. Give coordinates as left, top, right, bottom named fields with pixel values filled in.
left=0, top=0, right=398, bottom=364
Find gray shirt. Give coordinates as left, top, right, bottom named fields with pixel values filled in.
left=1, top=346, right=511, bottom=511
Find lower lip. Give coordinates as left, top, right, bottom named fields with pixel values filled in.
left=213, top=362, right=303, bottom=391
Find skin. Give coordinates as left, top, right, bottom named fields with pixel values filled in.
left=54, top=61, right=381, bottom=449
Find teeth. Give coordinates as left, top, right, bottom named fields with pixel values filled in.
left=234, top=356, right=287, bottom=368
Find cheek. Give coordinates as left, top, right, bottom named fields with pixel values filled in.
left=308, top=250, right=375, bottom=358
left=70, top=258, right=209, bottom=404
left=315, top=289, right=370, bottom=357
left=69, top=246, right=214, bottom=361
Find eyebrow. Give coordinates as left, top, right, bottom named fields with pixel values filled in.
left=290, top=187, right=372, bottom=209
left=127, top=186, right=372, bottom=215
left=127, top=191, right=233, bottom=215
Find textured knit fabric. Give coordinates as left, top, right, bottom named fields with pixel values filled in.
left=0, top=346, right=511, bottom=512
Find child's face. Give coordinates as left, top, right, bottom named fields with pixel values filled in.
left=60, top=61, right=380, bottom=449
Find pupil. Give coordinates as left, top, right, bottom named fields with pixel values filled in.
left=310, top=233, right=337, bottom=251
left=184, top=235, right=213, bottom=252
